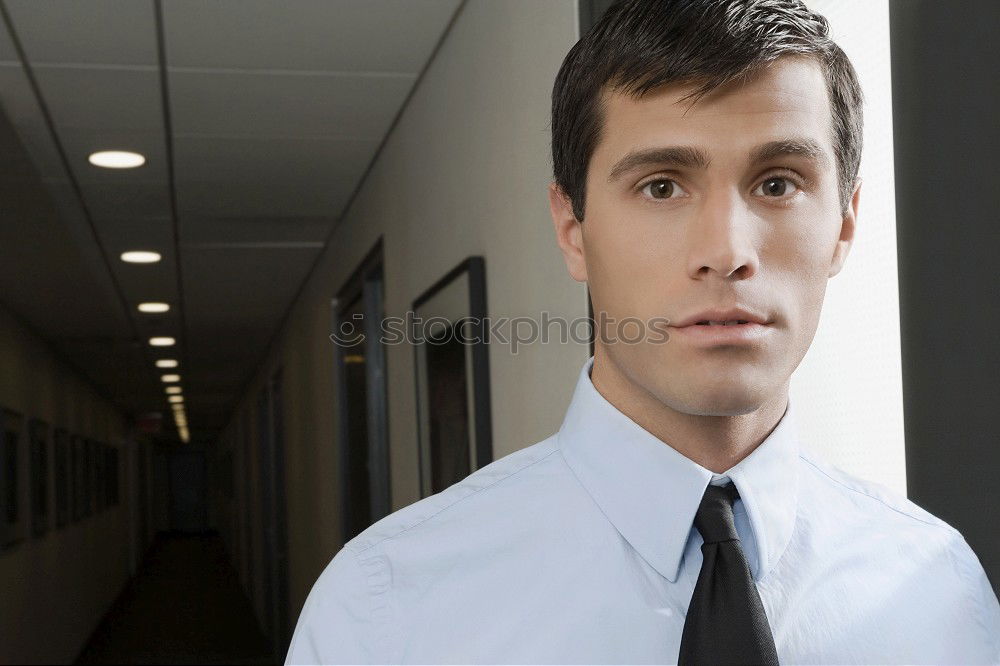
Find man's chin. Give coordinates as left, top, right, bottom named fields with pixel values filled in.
left=639, top=372, right=774, bottom=418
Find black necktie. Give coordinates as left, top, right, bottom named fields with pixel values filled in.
left=677, top=481, right=780, bottom=665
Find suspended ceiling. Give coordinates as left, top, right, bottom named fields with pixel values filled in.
left=0, top=0, right=462, bottom=441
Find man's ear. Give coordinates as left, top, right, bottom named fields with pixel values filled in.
left=829, top=177, right=861, bottom=278
left=549, top=181, right=588, bottom=282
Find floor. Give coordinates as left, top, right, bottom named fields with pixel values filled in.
left=75, top=532, right=274, bottom=665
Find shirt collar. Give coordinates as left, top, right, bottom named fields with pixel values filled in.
left=557, top=355, right=800, bottom=584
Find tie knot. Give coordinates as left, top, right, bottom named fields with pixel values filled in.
left=693, top=482, right=740, bottom=545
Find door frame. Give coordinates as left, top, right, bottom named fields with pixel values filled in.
left=333, top=236, right=391, bottom=546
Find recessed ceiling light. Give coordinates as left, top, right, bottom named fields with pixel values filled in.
left=138, top=302, right=170, bottom=313
left=165, top=386, right=182, bottom=394
left=156, top=359, right=178, bottom=369
left=121, top=251, right=161, bottom=264
left=89, top=150, right=145, bottom=169
left=149, top=337, right=175, bottom=347
left=168, top=395, right=184, bottom=404
left=160, top=374, right=180, bottom=383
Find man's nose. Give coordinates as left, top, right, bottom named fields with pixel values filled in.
left=684, top=188, right=759, bottom=281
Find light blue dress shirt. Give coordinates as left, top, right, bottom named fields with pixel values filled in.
left=286, top=355, right=1000, bottom=665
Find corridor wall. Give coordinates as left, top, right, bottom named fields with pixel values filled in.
left=0, top=303, right=140, bottom=664
left=213, top=0, right=585, bottom=647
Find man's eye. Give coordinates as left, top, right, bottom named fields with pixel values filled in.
left=754, top=176, right=800, bottom=198
left=640, top=178, right=688, bottom=200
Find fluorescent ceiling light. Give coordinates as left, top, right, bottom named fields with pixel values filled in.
left=165, top=386, right=182, bottom=394
left=89, top=150, right=145, bottom=169
left=149, top=337, right=175, bottom=347
left=168, top=395, right=184, bottom=404
left=160, top=374, right=180, bottom=383
left=121, top=251, right=161, bottom=264
left=138, top=302, right=170, bottom=313
left=157, top=359, right=178, bottom=369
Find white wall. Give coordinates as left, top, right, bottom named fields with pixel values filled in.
left=795, top=0, right=905, bottom=495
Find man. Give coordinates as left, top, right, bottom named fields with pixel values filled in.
left=286, top=1, right=1000, bottom=663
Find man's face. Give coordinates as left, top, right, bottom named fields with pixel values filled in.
left=551, top=55, right=859, bottom=416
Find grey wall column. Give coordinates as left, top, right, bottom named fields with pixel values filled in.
left=890, top=0, right=1000, bottom=596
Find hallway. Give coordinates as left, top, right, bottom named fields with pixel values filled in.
left=0, top=0, right=998, bottom=663
left=75, top=533, right=273, bottom=665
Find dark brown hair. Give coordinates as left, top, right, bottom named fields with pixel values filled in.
left=551, top=0, right=864, bottom=220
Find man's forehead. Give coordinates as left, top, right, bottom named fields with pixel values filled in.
left=596, top=57, right=834, bottom=164
left=600, top=57, right=830, bottom=128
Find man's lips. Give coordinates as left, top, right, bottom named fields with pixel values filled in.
left=668, top=320, right=773, bottom=345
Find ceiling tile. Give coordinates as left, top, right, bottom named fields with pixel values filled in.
left=0, top=65, right=66, bottom=179
left=175, top=177, right=355, bottom=218
left=173, top=135, right=376, bottom=183
left=168, top=70, right=411, bottom=137
left=77, top=179, right=171, bottom=219
left=172, top=134, right=375, bottom=222
left=163, top=0, right=460, bottom=73
left=182, top=246, right=320, bottom=322
left=0, top=17, right=19, bottom=62
left=3, top=0, right=158, bottom=66
left=178, top=215, right=335, bottom=246
left=33, top=66, right=162, bottom=133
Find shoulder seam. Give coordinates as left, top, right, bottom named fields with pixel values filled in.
left=798, top=453, right=956, bottom=534
left=348, top=444, right=562, bottom=556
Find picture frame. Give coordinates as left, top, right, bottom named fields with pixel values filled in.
left=70, top=434, right=83, bottom=522
left=80, top=436, right=92, bottom=519
left=54, top=428, right=69, bottom=528
left=28, top=418, right=49, bottom=537
left=83, top=439, right=94, bottom=517
left=411, top=256, right=493, bottom=499
left=1, top=408, right=25, bottom=548
left=95, top=441, right=105, bottom=513
left=106, top=444, right=119, bottom=508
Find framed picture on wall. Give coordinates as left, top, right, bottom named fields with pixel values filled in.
left=54, top=428, right=69, bottom=528
left=82, top=437, right=93, bottom=519
left=95, top=441, right=105, bottom=513
left=108, top=445, right=119, bottom=507
left=412, top=256, right=493, bottom=499
left=1, top=408, right=25, bottom=548
left=28, top=419, right=49, bottom=537
left=70, top=434, right=83, bottom=522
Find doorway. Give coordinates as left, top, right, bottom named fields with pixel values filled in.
left=334, top=237, right=391, bottom=545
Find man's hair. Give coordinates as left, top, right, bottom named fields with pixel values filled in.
left=551, top=0, right=864, bottom=221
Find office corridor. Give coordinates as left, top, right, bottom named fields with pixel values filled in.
left=0, top=0, right=997, bottom=662
left=75, top=533, right=272, bottom=665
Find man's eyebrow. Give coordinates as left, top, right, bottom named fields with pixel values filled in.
left=607, top=146, right=709, bottom=182
left=748, top=138, right=830, bottom=169
left=606, top=137, right=831, bottom=183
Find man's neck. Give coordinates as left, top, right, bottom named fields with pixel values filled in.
left=589, top=348, right=789, bottom=474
